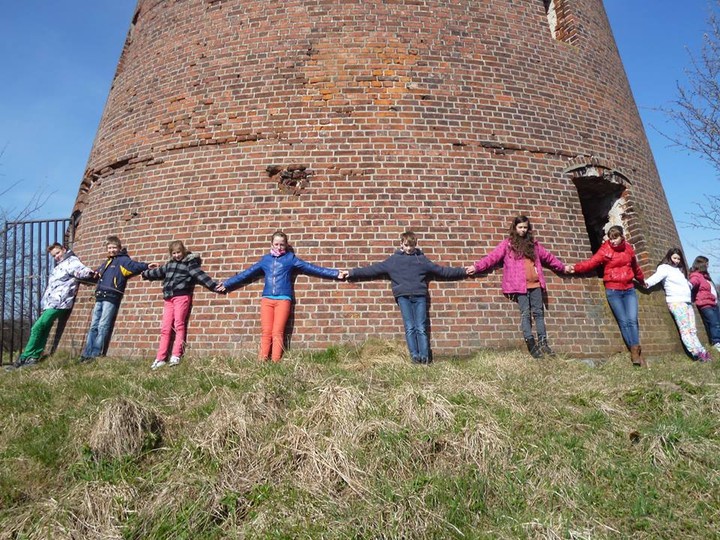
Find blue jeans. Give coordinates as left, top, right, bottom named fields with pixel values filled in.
left=605, top=288, right=640, bottom=347
left=515, top=287, right=546, bottom=340
left=82, top=300, right=120, bottom=358
left=396, top=295, right=429, bottom=361
left=699, top=305, right=720, bottom=344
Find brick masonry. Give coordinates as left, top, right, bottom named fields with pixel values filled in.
left=62, top=0, right=683, bottom=358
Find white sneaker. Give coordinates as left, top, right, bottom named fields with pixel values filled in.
left=714, top=343, right=720, bottom=353
left=169, top=356, right=181, bottom=366
left=151, top=359, right=167, bottom=370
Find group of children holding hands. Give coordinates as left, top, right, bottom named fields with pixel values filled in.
left=8, top=216, right=720, bottom=371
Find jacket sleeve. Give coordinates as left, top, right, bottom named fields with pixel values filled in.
left=142, top=264, right=167, bottom=281
left=644, top=265, right=667, bottom=288
left=294, top=257, right=339, bottom=279
left=348, top=258, right=391, bottom=280
left=121, top=256, right=150, bottom=277
left=424, top=259, right=467, bottom=280
left=68, top=258, right=95, bottom=281
left=572, top=247, right=607, bottom=274
left=472, top=240, right=508, bottom=274
left=536, top=243, right=565, bottom=273
left=188, top=261, right=219, bottom=291
left=689, top=273, right=701, bottom=291
left=223, top=260, right=265, bottom=291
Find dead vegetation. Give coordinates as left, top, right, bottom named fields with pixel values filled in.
left=87, top=397, right=164, bottom=461
left=0, top=344, right=718, bottom=538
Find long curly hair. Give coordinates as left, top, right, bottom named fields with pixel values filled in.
left=508, top=215, right=536, bottom=260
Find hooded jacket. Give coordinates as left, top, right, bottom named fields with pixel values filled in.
left=573, top=239, right=644, bottom=290
left=472, top=238, right=565, bottom=294
left=94, top=248, right=149, bottom=302
left=142, top=253, right=218, bottom=299
left=41, top=250, right=94, bottom=310
left=223, top=251, right=338, bottom=299
left=349, top=249, right=466, bottom=298
left=689, top=270, right=718, bottom=309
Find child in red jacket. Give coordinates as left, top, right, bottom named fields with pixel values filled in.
left=570, top=225, right=647, bottom=367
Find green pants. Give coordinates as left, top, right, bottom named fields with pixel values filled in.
left=20, top=308, right=68, bottom=360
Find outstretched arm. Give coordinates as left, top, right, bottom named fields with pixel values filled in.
left=348, top=259, right=391, bottom=281
left=293, top=257, right=343, bottom=280
left=536, top=243, right=565, bottom=273
left=142, top=265, right=167, bottom=281
left=223, top=260, right=264, bottom=291
left=470, top=240, right=508, bottom=274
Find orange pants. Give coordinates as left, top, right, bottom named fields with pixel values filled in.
left=260, top=297, right=292, bottom=361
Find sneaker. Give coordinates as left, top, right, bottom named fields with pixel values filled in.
left=19, top=357, right=38, bottom=368
left=411, top=357, right=422, bottom=364
left=714, top=343, right=720, bottom=353
left=78, top=356, right=95, bottom=364
left=696, top=351, right=711, bottom=363
left=169, top=356, right=181, bottom=366
left=150, top=359, right=167, bottom=370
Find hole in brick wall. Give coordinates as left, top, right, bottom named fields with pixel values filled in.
left=543, top=0, right=576, bottom=43
left=572, top=173, right=626, bottom=254
left=544, top=0, right=559, bottom=39
left=267, top=165, right=312, bottom=196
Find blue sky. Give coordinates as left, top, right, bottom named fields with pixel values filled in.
left=1, top=0, right=717, bottom=263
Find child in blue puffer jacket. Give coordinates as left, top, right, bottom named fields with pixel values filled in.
left=223, top=231, right=345, bottom=361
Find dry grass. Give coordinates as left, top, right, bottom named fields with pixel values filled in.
left=1, top=343, right=719, bottom=538
left=87, top=397, right=164, bottom=461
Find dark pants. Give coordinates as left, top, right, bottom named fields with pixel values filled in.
left=515, top=287, right=546, bottom=341
left=396, top=295, right=429, bottom=361
left=698, top=305, right=720, bottom=344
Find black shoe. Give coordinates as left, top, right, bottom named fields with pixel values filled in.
left=538, top=337, right=556, bottom=357
left=78, top=356, right=95, bottom=364
left=525, top=337, right=543, bottom=359
left=411, top=357, right=423, bottom=364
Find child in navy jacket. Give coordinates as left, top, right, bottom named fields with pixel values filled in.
left=347, top=231, right=469, bottom=364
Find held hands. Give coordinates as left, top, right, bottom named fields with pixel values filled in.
left=565, top=265, right=575, bottom=274
left=337, top=270, right=349, bottom=280
left=215, top=284, right=227, bottom=293
left=465, top=265, right=477, bottom=276
left=148, top=263, right=160, bottom=270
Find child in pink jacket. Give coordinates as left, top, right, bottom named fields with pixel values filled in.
left=689, top=255, right=720, bottom=353
left=466, top=215, right=567, bottom=358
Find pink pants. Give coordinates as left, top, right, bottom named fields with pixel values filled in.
left=155, top=295, right=192, bottom=361
left=260, top=297, right=292, bottom=361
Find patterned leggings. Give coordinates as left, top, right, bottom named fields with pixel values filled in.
left=667, top=302, right=707, bottom=357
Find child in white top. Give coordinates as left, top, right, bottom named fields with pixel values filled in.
left=645, top=248, right=710, bottom=362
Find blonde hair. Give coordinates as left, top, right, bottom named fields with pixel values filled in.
left=168, top=240, right=188, bottom=257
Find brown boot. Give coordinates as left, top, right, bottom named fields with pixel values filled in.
left=630, top=345, right=647, bottom=367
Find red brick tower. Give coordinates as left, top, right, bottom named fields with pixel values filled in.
left=65, top=0, right=682, bottom=358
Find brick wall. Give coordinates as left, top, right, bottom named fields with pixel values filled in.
left=63, top=0, right=682, bottom=359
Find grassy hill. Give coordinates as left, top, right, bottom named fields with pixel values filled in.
left=1, top=342, right=718, bottom=539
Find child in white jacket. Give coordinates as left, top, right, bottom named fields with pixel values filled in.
left=645, top=248, right=711, bottom=362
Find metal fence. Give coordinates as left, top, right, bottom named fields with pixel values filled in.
left=1, top=219, right=71, bottom=365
